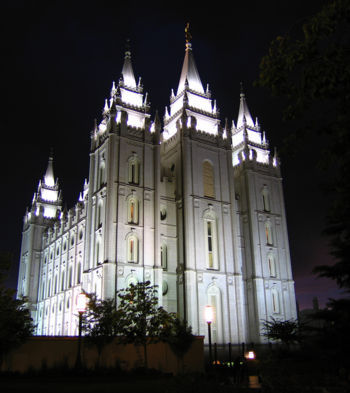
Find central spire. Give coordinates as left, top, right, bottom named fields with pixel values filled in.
left=176, top=24, right=204, bottom=95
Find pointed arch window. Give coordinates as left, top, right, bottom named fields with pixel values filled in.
left=207, top=285, right=222, bottom=343
left=203, top=161, right=215, bottom=198
left=262, top=185, right=271, bottom=212
left=265, top=220, right=273, bottom=246
left=128, top=155, right=140, bottom=185
left=127, top=195, right=139, bottom=224
left=161, top=243, right=167, bottom=270
left=127, top=233, right=138, bottom=263
left=204, top=209, right=218, bottom=270
left=268, top=253, right=276, bottom=278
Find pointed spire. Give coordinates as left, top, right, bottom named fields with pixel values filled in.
left=237, top=83, right=254, bottom=128
left=44, top=152, right=55, bottom=187
left=121, top=39, right=137, bottom=88
left=177, top=24, right=204, bottom=95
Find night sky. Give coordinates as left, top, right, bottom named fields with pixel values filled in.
left=1, top=0, right=345, bottom=310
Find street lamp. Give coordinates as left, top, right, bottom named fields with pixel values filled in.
left=205, top=305, right=214, bottom=366
left=75, top=292, right=88, bottom=370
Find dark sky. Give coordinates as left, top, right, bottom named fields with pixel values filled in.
left=1, top=0, right=345, bottom=309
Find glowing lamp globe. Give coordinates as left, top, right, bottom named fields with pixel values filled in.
left=76, top=293, right=87, bottom=314
left=205, top=305, right=214, bottom=324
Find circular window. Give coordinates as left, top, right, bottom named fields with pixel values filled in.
left=160, top=207, right=167, bottom=221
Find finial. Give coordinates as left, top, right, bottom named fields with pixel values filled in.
left=125, top=38, right=131, bottom=58
left=185, top=22, right=192, bottom=48
left=240, top=82, right=245, bottom=97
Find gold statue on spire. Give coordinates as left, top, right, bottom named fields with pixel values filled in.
left=185, top=22, right=192, bottom=44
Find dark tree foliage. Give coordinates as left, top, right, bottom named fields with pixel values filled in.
left=0, top=252, right=34, bottom=368
left=82, top=281, right=194, bottom=370
left=261, top=317, right=300, bottom=348
left=257, top=0, right=350, bottom=290
left=82, top=293, right=123, bottom=367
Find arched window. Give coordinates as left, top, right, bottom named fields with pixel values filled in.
left=262, top=185, right=270, bottom=212
left=48, top=278, right=51, bottom=297
left=161, top=244, right=167, bottom=270
left=271, top=288, right=280, bottom=313
left=96, top=202, right=103, bottom=229
left=203, top=161, right=215, bottom=198
left=207, top=285, right=222, bottom=343
left=127, top=233, right=138, bottom=263
left=204, top=209, right=218, bottom=269
left=128, top=155, right=140, bottom=185
left=268, top=253, right=276, bottom=277
left=99, top=162, right=105, bottom=188
left=265, top=220, right=273, bottom=245
left=127, top=195, right=139, bottom=224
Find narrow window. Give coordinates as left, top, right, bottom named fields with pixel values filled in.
left=68, top=266, right=72, bottom=288
left=127, top=235, right=138, bottom=263
left=207, top=285, right=222, bottom=343
left=161, top=244, right=167, bottom=270
left=128, top=156, right=139, bottom=184
left=42, top=281, right=46, bottom=300
left=204, top=214, right=218, bottom=270
left=265, top=221, right=273, bottom=245
left=128, top=197, right=139, bottom=224
left=77, top=262, right=81, bottom=284
left=268, top=254, right=276, bottom=277
left=53, top=275, right=57, bottom=295
left=61, top=271, right=65, bottom=291
left=262, top=185, right=270, bottom=212
left=96, top=203, right=103, bottom=229
left=203, top=161, right=215, bottom=198
left=272, top=289, right=280, bottom=313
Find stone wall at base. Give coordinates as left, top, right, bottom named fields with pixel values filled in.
left=2, top=336, right=204, bottom=375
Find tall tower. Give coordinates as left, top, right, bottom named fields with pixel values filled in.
left=84, top=45, right=160, bottom=301
left=17, top=155, right=62, bottom=319
left=232, top=89, right=298, bottom=342
left=161, top=35, right=247, bottom=344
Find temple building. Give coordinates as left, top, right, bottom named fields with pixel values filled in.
left=17, top=35, right=297, bottom=343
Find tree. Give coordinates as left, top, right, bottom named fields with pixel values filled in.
left=261, top=317, right=300, bottom=349
left=116, top=281, right=177, bottom=369
left=257, top=0, right=350, bottom=289
left=82, top=293, right=123, bottom=368
left=0, top=252, right=34, bottom=369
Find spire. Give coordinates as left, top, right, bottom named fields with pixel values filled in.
left=237, top=83, right=254, bottom=128
left=177, top=24, right=204, bottom=95
left=121, top=39, right=137, bottom=89
left=44, top=152, right=55, bottom=187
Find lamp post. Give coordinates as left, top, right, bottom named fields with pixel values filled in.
left=205, top=305, right=213, bottom=366
left=75, top=292, right=87, bottom=370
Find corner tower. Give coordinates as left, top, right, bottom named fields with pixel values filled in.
left=84, top=44, right=160, bottom=300
left=232, top=90, right=298, bottom=342
left=17, top=155, right=62, bottom=319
